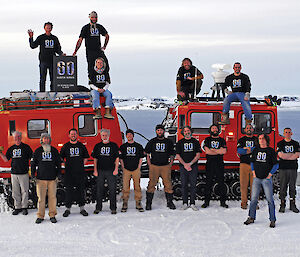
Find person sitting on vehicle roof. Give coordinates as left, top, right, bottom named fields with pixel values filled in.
left=219, top=62, right=252, bottom=125
left=89, top=57, right=114, bottom=119
left=176, top=58, right=203, bottom=101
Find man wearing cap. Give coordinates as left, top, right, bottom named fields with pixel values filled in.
left=119, top=129, right=145, bottom=212
left=0, top=131, right=33, bottom=215
left=73, top=11, right=110, bottom=81
left=145, top=124, right=176, bottom=210
left=28, top=22, right=65, bottom=92
left=31, top=133, right=61, bottom=224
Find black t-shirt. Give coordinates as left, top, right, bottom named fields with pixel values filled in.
left=237, top=136, right=258, bottom=164
left=79, top=24, right=108, bottom=52
left=5, top=143, right=33, bottom=174
left=91, top=142, right=119, bottom=171
left=251, top=147, right=277, bottom=179
left=224, top=73, right=251, bottom=93
left=176, top=137, right=201, bottom=166
left=119, top=142, right=144, bottom=171
left=277, top=139, right=300, bottom=169
left=60, top=142, right=90, bottom=181
left=176, top=66, right=203, bottom=89
left=29, top=34, right=63, bottom=63
left=31, top=146, right=61, bottom=180
left=145, top=137, right=175, bottom=166
left=88, top=64, right=110, bottom=89
left=203, top=136, right=227, bottom=161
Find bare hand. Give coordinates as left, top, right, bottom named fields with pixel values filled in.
left=113, top=170, right=118, bottom=176
left=187, top=77, right=193, bottom=80
left=93, top=169, right=98, bottom=176
left=266, top=173, right=272, bottom=179
left=244, top=96, right=249, bottom=101
left=98, top=88, right=105, bottom=93
left=178, top=91, right=185, bottom=97
left=252, top=171, right=256, bottom=178
left=184, top=163, right=192, bottom=171
left=28, top=29, right=33, bottom=38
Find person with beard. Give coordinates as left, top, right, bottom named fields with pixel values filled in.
left=60, top=129, right=90, bottom=217
left=31, top=133, right=61, bottom=224
left=244, top=134, right=278, bottom=228
left=91, top=129, right=119, bottom=214
left=73, top=11, right=110, bottom=81
left=145, top=124, right=176, bottom=210
left=119, top=129, right=145, bottom=212
left=176, top=58, right=203, bottom=101
left=175, top=126, right=201, bottom=211
left=28, top=22, right=65, bottom=92
left=89, top=57, right=114, bottom=119
left=237, top=124, right=258, bottom=209
left=219, top=62, right=252, bottom=125
left=202, top=124, right=228, bottom=208
left=0, top=131, right=33, bottom=215
left=277, top=128, right=300, bottom=213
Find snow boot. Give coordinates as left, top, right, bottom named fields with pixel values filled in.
left=218, top=113, right=230, bottom=125
left=165, top=192, right=176, bottom=210
left=269, top=221, right=276, bottom=228
left=50, top=217, right=57, bottom=223
left=244, top=217, right=254, bottom=225
left=180, top=203, right=189, bottom=210
left=290, top=199, right=299, bottom=213
left=63, top=209, right=71, bottom=217
left=136, top=201, right=145, bottom=212
left=279, top=200, right=286, bottom=213
left=220, top=201, right=229, bottom=208
left=80, top=209, right=88, bottom=216
left=12, top=209, right=22, bottom=215
left=146, top=192, right=154, bottom=210
left=121, top=200, right=128, bottom=212
left=35, top=218, right=44, bottom=224
left=201, top=201, right=209, bottom=208
left=104, top=107, right=114, bottom=119
left=22, top=208, right=28, bottom=215
left=93, top=108, right=102, bottom=119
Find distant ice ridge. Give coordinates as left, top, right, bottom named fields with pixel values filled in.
left=113, top=96, right=300, bottom=110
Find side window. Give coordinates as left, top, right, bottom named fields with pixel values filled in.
left=190, top=112, right=221, bottom=134
left=78, top=114, right=97, bottom=136
left=242, top=113, right=272, bottom=134
left=28, top=120, right=50, bottom=139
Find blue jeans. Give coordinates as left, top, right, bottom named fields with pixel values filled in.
left=39, top=62, right=54, bottom=92
left=223, top=92, right=252, bottom=120
left=91, top=89, right=114, bottom=109
left=249, top=177, right=276, bottom=221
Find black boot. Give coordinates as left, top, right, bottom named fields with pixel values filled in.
left=290, top=199, right=299, bottom=213
left=279, top=199, right=286, bottom=213
left=201, top=200, right=209, bottom=208
left=146, top=192, right=154, bottom=211
left=165, top=192, right=176, bottom=210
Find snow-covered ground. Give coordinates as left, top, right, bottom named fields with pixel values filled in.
left=1, top=181, right=300, bottom=257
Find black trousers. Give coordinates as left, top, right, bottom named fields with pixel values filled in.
left=65, top=182, right=86, bottom=208
left=279, top=169, right=297, bottom=200
left=39, top=61, right=54, bottom=92
left=180, top=165, right=198, bottom=205
left=205, top=159, right=227, bottom=202
left=96, top=170, right=116, bottom=211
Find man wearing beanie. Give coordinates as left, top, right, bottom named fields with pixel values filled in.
left=31, top=133, right=61, bottom=224
left=119, top=129, right=145, bottom=212
left=145, top=124, right=176, bottom=210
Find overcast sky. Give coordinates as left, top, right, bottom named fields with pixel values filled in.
left=0, top=0, right=299, bottom=98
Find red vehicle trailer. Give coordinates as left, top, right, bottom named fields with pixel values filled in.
left=162, top=97, right=282, bottom=200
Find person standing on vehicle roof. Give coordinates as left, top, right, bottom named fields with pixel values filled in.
left=73, top=11, right=110, bottom=82
left=202, top=124, right=228, bottom=208
left=89, top=57, right=114, bottom=119
left=119, top=129, right=145, bottom=212
left=176, top=58, right=203, bottom=102
left=60, top=128, right=90, bottom=218
left=145, top=124, right=176, bottom=210
left=31, top=133, right=61, bottom=224
left=237, top=124, right=258, bottom=209
left=28, top=22, right=65, bottom=92
left=176, top=126, right=201, bottom=211
left=244, top=133, right=278, bottom=228
left=0, top=131, right=33, bottom=216
left=92, top=129, right=119, bottom=215
left=277, top=128, right=300, bottom=213
left=219, top=62, right=252, bottom=125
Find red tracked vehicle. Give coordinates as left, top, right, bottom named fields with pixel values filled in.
left=162, top=97, right=282, bottom=200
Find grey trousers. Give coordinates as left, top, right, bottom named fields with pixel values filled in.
left=279, top=169, right=297, bottom=200
left=11, top=174, right=29, bottom=209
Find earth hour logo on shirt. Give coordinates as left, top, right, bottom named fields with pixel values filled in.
left=232, top=79, right=241, bottom=88
left=42, top=152, right=52, bottom=161
left=90, top=28, right=99, bottom=36
left=45, top=40, right=54, bottom=48
left=12, top=149, right=22, bottom=158
left=246, top=141, right=254, bottom=148
left=256, top=152, right=267, bottom=162
left=155, top=143, right=165, bottom=152
left=70, top=147, right=80, bottom=157
left=183, top=72, right=191, bottom=80
left=100, top=147, right=110, bottom=156
left=57, top=61, right=75, bottom=76
left=126, top=147, right=136, bottom=156
left=211, top=141, right=219, bottom=149
left=184, top=143, right=193, bottom=152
